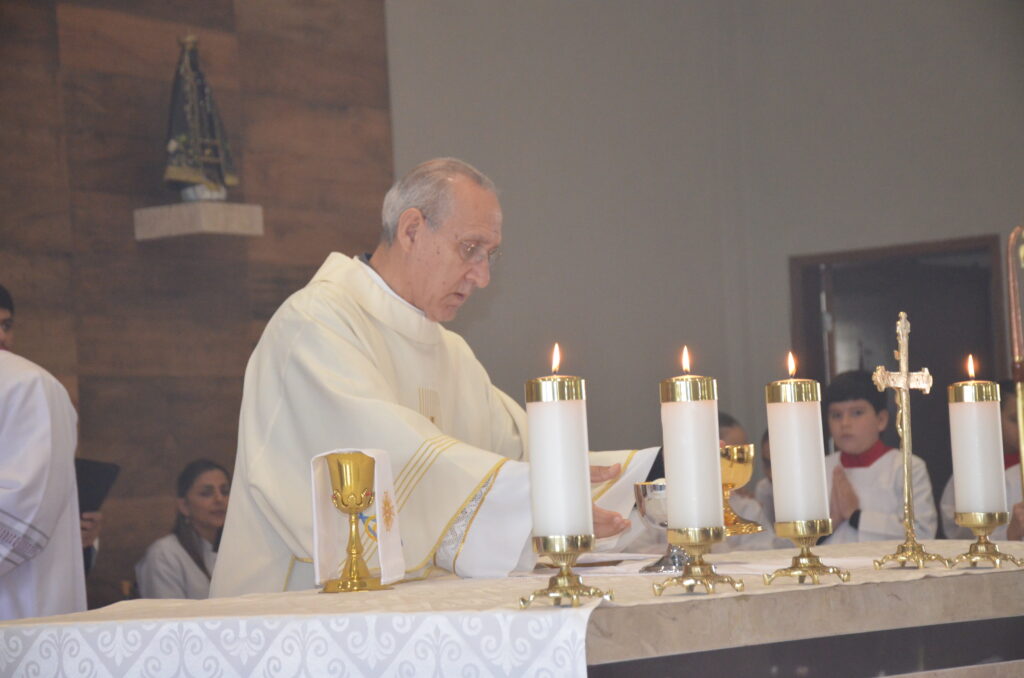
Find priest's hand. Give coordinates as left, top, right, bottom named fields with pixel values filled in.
left=829, top=467, right=860, bottom=525
left=1007, top=501, right=1024, bottom=541
left=589, top=463, right=621, bottom=484
left=593, top=504, right=630, bottom=538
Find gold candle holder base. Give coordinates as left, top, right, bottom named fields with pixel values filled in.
left=764, top=520, right=851, bottom=585
left=519, top=535, right=613, bottom=608
left=951, top=512, right=1023, bottom=569
left=652, top=526, right=744, bottom=596
left=873, top=535, right=952, bottom=570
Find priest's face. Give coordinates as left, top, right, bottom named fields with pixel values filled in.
left=408, top=177, right=502, bottom=322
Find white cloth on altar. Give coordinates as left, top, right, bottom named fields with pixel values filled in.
left=135, top=533, right=216, bottom=600
left=822, top=448, right=937, bottom=544
left=311, top=448, right=405, bottom=585
left=940, top=464, right=1023, bottom=540
left=0, top=351, right=86, bottom=620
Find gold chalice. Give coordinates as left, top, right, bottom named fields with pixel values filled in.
left=720, top=443, right=763, bottom=536
left=321, top=451, right=391, bottom=593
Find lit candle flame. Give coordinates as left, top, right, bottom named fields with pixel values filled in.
left=551, top=343, right=561, bottom=375
left=967, top=354, right=975, bottom=379
left=681, top=345, right=691, bottom=374
left=787, top=352, right=797, bottom=377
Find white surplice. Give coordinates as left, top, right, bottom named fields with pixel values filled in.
left=822, top=448, right=937, bottom=544
left=211, top=254, right=646, bottom=597
left=0, top=351, right=86, bottom=620
left=135, top=533, right=217, bottom=600
left=940, top=465, right=1023, bottom=541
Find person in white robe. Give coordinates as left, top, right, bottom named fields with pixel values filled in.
left=940, top=381, right=1024, bottom=540
left=821, top=370, right=937, bottom=544
left=0, top=350, right=86, bottom=620
left=211, top=159, right=642, bottom=597
left=136, top=459, right=230, bottom=599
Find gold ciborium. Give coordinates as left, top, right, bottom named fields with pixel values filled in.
left=720, top=443, right=763, bottom=536
left=763, top=519, right=851, bottom=585
left=518, top=535, right=613, bottom=608
left=951, top=512, right=1023, bottom=569
left=321, top=451, right=391, bottom=593
left=652, top=526, right=744, bottom=596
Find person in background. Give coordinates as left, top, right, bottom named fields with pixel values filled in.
left=0, top=306, right=86, bottom=619
left=136, top=459, right=230, bottom=599
left=754, top=429, right=775, bottom=526
left=822, top=370, right=936, bottom=544
left=0, top=284, right=102, bottom=574
left=941, top=380, right=1024, bottom=540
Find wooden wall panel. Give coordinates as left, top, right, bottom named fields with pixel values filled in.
left=56, top=5, right=239, bottom=90
left=2, top=0, right=391, bottom=610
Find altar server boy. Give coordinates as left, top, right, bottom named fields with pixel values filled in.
left=822, top=370, right=937, bottom=544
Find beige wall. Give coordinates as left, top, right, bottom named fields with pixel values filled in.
left=386, top=1, right=1024, bottom=450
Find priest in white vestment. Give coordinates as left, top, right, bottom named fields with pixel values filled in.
left=0, top=350, right=86, bottom=620
left=211, top=159, right=642, bottom=597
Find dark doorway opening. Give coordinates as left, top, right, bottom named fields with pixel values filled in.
left=790, top=235, right=1005, bottom=536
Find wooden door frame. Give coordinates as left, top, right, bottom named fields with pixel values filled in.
left=789, top=235, right=1006, bottom=382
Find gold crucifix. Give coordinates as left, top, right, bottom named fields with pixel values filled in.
left=871, top=312, right=951, bottom=569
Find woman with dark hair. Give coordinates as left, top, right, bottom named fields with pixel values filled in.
left=135, top=459, right=230, bottom=599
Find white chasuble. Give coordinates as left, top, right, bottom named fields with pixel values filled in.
left=822, top=449, right=937, bottom=544
left=212, top=254, right=534, bottom=597
left=0, top=351, right=86, bottom=620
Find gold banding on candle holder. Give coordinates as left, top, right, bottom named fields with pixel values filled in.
left=765, top=379, right=820, bottom=404
left=948, top=381, right=1000, bottom=403
left=525, top=375, right=585, bottom=403
left=660, top=375, right=717, bottom=403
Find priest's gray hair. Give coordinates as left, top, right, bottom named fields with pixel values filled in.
left=380, top=157, right=496, bottom=244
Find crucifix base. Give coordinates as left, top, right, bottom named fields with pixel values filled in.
left=873, top=538, right=952, bottom=570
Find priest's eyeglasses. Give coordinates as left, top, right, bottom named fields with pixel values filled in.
left=458, top=240, right=501, bottom=267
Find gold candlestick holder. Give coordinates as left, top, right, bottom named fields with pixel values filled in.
left=871, top=313, right=951, bottom=570
left=652, top=526, right=744, bottom=595
left=721, top=443, right=763, bottom=536
left=764, top=519, right=851, bottom=585
left=321, top=452, right=391, bottom=593
left=519, top=535, right=613, bottom=608
left=951, top=512, right=1023, bottom=568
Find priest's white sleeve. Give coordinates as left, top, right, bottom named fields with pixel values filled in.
left=434, top=460, right=533, bottom=577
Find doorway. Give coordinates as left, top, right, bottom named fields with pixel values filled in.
left=790, top=235, right=1005, bottom=537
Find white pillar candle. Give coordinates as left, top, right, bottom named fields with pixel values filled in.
left=660, top=371, right=724, bottom=530
left=765, top=375, right=830, bottom=523
left=525, top=374, right=593, bottom=537
left=948, top=377, right=1007, bottom=514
